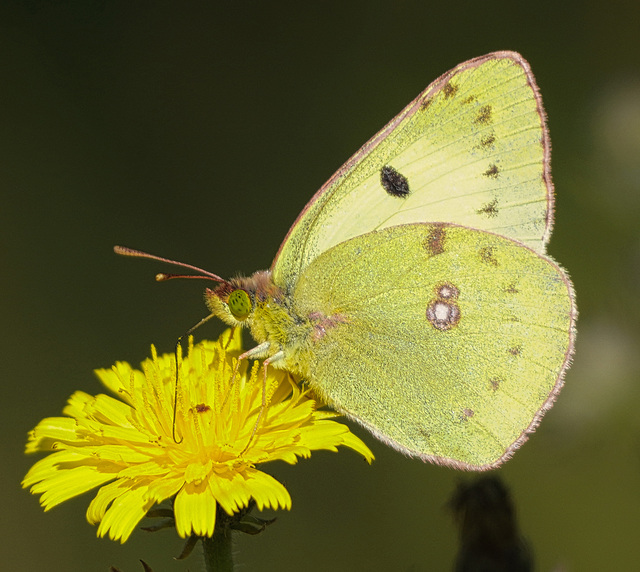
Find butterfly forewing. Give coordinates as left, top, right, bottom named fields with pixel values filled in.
left=272, top=52, right=552, bottom=292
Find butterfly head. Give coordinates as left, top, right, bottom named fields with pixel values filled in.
left=205, top=281, right=252, bottom=327
left=204, top=270, right=276, bottom=328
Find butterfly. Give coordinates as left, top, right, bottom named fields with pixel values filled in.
left=117, top=51, right=576, bottom=470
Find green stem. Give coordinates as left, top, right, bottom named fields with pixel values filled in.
left=202, top=526, right=234, bottom=572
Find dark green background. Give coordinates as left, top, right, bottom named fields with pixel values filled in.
left=4, top=1, right=639, bottom=570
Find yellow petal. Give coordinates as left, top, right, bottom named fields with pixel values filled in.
left=174, top=481, right=217, bottom=538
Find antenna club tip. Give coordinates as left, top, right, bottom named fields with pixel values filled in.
left=156, top=273, right=169, bottom=282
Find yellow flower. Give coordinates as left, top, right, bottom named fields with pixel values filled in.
left=23, top=329, right=374, bottom=543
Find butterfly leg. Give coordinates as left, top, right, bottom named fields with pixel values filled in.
left=240, top=349, right=286, bottom=454
left=221, top=341, right=272, bottom=408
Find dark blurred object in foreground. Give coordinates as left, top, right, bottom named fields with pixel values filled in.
left=449, top=476, right=533, bottom=572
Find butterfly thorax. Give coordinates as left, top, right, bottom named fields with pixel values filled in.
left=205, top=270, right=316, bottom=378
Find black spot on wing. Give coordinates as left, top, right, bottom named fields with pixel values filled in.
left=483, top=164, right=500, bottom=179
left=480, top=134, right=496, bottom=148
left=489, top=378, right=502, bottom=391
left=474, top=105, right=493, bottom=125
left=380, top=165, right=410, bottom=198
left=504, top=282, right=519, bottom=294
left=479, top=246, right=499, bottom=267
left=443, top=82, right=459, bottom=99
left=477, top=198, right=499, bottom=218
left=423, top=224, right=447, bottom=257
left=420, top=97, right=433, bottom=111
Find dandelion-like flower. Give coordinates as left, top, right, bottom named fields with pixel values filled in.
left=23, top=329, right=374, bottom=543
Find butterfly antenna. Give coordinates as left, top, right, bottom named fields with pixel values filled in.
left=114, top=245, right=227, bottom=444
left=114, top=245, right=228, bottom=284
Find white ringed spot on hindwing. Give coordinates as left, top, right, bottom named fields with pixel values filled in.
left=434, top=281, right=459, bottom=301
left=426, top=281, right=461, bottom=331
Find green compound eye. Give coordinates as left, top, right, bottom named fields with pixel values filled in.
left=228, top=289, right=252, bottom=320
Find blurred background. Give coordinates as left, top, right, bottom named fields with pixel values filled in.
left=3, top=1, right=639, bottom=570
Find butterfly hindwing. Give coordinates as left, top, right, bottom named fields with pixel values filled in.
left=291, top=223, right=575, bottom=469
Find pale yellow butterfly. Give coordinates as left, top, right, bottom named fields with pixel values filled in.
left=117, top=51, right=576, bottom=470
